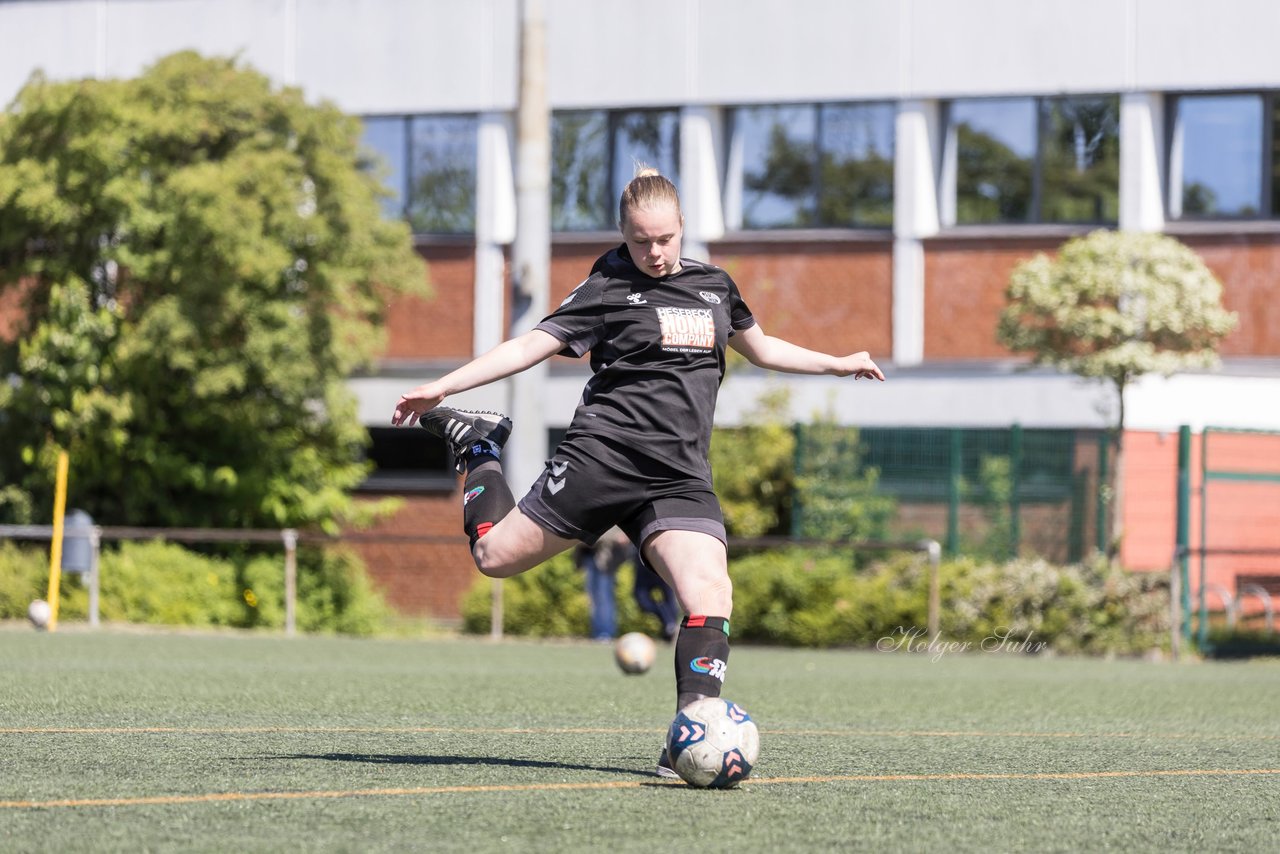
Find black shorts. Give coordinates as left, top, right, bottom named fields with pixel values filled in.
left=517, top=432, right=726, bottom=549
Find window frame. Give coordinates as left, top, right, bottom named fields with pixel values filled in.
left=724, top=100, right=897, bottom=232
left=940, top=94, right=1121, bottom=229
left=1164, top=90, right=1278, bottom=222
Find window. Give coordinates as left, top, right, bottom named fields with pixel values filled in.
left=946, top=96, right=1119, bottom=226
left=359, top=114, right=478, bottom=234
left=407, top=115, right=479, bottom=234
left=359, top=427, right=453, bottom=492
left=359, top=116, right=408, bottom=220
left=730, top=102, right=894, bottom=229
left=1169, top=94, right=1273, bottom=219
left=552, top=108, right=680, bottom=231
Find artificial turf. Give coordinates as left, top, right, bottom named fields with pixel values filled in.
left=2, top=625, right=1277, bottom=852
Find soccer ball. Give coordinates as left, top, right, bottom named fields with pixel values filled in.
left=614, top=631, right=656, bottom=674
left=27, top=599, right=51, bottom=630
left=666, top=697, right=760, bottom=788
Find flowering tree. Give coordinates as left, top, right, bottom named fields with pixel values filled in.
left=997, top=230, right=1236, bottom=555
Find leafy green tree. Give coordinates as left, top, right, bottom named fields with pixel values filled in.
left=0, top=52, right=426, bottom=531
left=710, top=386, right=796, bottom=537
left=792, top=415, right=895, bottom=543
left=997, top=230, right=1236, bottom=553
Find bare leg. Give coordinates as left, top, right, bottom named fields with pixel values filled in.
left=471, top=508, right=578, bottom=578
left=641, top=530, right=732, bottom=712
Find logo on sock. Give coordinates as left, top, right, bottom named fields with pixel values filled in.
left=690, top=657, right=727, bottom=682
left=463, top=486, right=485, bottom=505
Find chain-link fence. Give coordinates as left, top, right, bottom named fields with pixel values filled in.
left=793, top=425, right=1109, bottom=563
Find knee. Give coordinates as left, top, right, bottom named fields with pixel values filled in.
left=472, top=539, right=514, bottom=578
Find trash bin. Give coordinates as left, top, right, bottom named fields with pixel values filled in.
left=61, top=509, right=94, bottom=574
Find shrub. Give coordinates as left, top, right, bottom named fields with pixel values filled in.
left=0, top=539, right=390, bottom=634
left=461, top=545, right=1170, bottom=656
left=459, top=554, right=671, bottom=639
left=0, top=541, right=88, bottom=619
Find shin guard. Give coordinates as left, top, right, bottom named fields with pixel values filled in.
left=674, top=615, right=731, bottom=699
left=462, top=463, right=515, bottom=548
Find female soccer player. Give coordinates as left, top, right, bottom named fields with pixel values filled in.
left=392, top=169, right=884, bottom=776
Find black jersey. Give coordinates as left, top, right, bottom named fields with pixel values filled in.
left=535, top=244, right=756, bottom=480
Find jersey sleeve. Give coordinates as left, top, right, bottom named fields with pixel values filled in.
left=726, top=275, right=756, bottom=333
left=534, top=275, right=608, bottom=358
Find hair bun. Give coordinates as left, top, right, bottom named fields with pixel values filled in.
left=635, top=167, right=661, bottom=179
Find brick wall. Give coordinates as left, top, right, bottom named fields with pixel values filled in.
left=922, top=236, right=1061, bottom=360
left=1177, top=232, right=1280, bottom=357
left=348, top=491, right=478, bottom=621
left=711, top=239, right=893, bottom=355
left=382, top=244, right=480, bottom=360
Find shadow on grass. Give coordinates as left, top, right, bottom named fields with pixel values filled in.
left=278, top=752, right=656, bottom=778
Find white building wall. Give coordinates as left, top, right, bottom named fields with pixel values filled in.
left=5, top=0, right=1280, bottom=111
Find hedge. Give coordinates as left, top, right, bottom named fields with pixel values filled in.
left=0, top=540, right=390, bottom=635
left=460, top=547, right=1171, bottom=656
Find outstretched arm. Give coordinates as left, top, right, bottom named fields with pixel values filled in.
left=728, top=323, right=885, bottom=380
left=391, top=329, right=564, bottom=426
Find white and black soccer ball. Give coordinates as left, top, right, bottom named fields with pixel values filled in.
left=27, top=599, right=51, bottom=630
left=614, top=632, right=655, bottom=675
left=665, top=697, right=760, bottom=788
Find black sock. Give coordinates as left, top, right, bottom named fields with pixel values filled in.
left=674, top=615, right=730, bottom=708
left=461, top=459, right=514, bottom=548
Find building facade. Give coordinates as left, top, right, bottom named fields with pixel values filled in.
left=3, top=0, right=1278, bottom=618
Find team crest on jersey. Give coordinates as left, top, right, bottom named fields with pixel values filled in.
left=656, top=306, right=715, bottom=352
left=698, top=291, right=721, bottom=304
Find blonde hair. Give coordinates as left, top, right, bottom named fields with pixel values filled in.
left=618, top=166, right=682, bottom=228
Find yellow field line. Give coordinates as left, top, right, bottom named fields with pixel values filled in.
left=3, top=725, right=1277, bottom=740
left=3, top=768, right=1278, bottom=810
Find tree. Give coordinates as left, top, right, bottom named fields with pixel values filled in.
left=0, top=52, right=426, bottom=531
left=997, top=230, right=1237, bottom=554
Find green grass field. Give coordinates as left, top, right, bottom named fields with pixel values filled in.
left=2, top=625, right=1278, bottom=852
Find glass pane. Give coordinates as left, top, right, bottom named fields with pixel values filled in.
left=736, top=105, right=817, bottom=228
left=1040, top=96, right=1120, bottom=224
left=951, top=98, right=1035, bottom=224
left=1176, top=95, right=1264, bottom=217
left=1273, top=96, right=1280, bottom=217
left=407, top=115, right=478, bottom=234
left=611, top=110, right=681, bottom=221
left=359, top=116, right=407, bottom=219
left=817, top=102, right=895, bottom=227
left=552, top=111, right=610, bottom=231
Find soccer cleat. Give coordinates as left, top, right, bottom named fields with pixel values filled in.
left=419, top=407, right=513, bottom=473
left=655, top=747, right=680, bottom=780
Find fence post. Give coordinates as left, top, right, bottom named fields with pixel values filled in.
left=490, top=577, right=504, bottom=640
left=282, top=529, right=297, bottom=637
left=923, top=539, right=942, bottom=638
left=88, top=526, right=101, bottom=628
left=1010, top=423, right=1022, bottom=559
left=1175, top=425, right=1192, bottom=646
left=1096, top=431, right=1109, bottom=554
left=947, top=429, right=962, bottom=555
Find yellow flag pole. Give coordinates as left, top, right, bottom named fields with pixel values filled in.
left=45, top=450, right=70, bottom=632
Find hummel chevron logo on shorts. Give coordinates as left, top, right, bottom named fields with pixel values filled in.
left=419, top=407, right=513, bottom=473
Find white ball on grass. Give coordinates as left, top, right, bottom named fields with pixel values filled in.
left=27, top=599, right=51, bottom=630
left=614, top=631, right=656, bottom=674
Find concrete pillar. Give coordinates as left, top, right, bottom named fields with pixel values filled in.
left=1119, top=92, right=1166, bottom=233
left=892, top=99, right=942, bottom=367
left=474, top=112, right=516, bottom=357
left=679, top=106, right=726, bottom=262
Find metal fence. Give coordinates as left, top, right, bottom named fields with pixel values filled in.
left=793, top=425, right=1108, bottom=562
